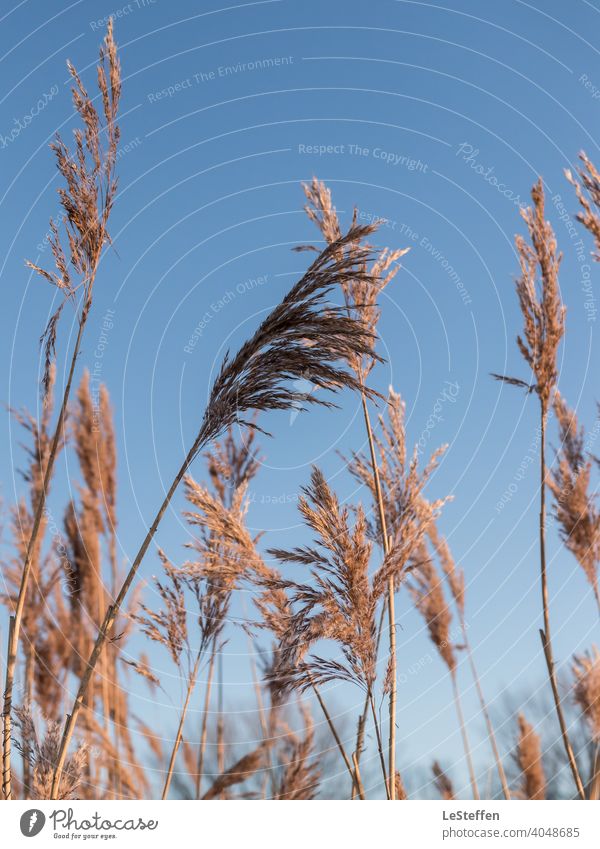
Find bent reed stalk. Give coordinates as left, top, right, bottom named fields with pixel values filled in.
left=2, top=22, right=120, bottom=800
left=50, top=225, right=381, bottom=798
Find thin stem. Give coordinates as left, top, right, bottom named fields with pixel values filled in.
left=195, top=639, right=217, bottom=800
left=2, top=310, right=89, bottom=800
left=538, top=406, right=586, bottom=800
left=462, top=627, right=510, bottom=799
left=539, top=629, right=585, bottom=799
left=588, top=743, right=600, bottom=801
left=162, top=651, right=203, bottom=800
left=360, top=392, right=397, bottom=799
left=354, top=599, right=386, bottom=780
left=310, top=677, right=365, bottom=800
left=50, top=430, right=205, bottom=799
left=247, top=635, right=274, bottom=799
left=216, top=653, right=225, bottom=796
left=369, top=691, right=390, bottom=799
left=450, top=669, right=479, bottom=800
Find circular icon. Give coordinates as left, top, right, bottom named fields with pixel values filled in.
left=20, top=810, right=46, bottom=837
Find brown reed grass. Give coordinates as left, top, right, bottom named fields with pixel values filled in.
left=515, top=713, right=546, bottom=800
left=493, top=178, right=584, bottom=799
left=2, top=21, right=120, bottom=800
left=50, top=223, right=382, bottom=798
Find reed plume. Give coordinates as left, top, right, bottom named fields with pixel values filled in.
left=572, top=647, right=600, bottom=742
left=50, top=222, right=382, bottom=797
left=426, top=521, right=510, bottom=798
left=202, top=744, right=267, bottom=800
left=566, top=153, right=600, bottom=258
left=572, top=646, right=600, bottom=798
left=2, top=21, right=120, bottom=800
left=408, top=540, right=479, bottom=799
left=514, top=713, right=546, bottom=800
left=14, top=707, right=87, bottom=800
left=273, top=708, right=321, bottom=800
left=432, top=760, right=455, bottom=800
left=548, top=393, right=600, bottom=612
left=302, top=179, right=409, bottom=796
left=492, top=179, right=584, bottom=798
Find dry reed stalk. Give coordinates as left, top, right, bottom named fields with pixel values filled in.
left=427, top=522, right=510, bottom=799
left=273, top=707, right=321, bottom=800
left=409, top=543, right=480, bottom=799
left=369, top=692, right=390, bottom=799
left=571, top=644, right=600, bottom=798
left=202, top=743, right=267, bottom=800
left=50, top=223, right=381, bottom=797
left=127, top=543, right=228, bottom=800
left=254, top=573, right=363, bottom=797
left=183, top=432, right=360, bottom=798
left=14, top=706, right=87, bottom=800
left=566, top=153, right=600, bottom=258
left=572, top=647, right=600, bottom=742
left=515, top=713, right=546, bottom=800
left=162, top=650, right=203, bottom=800
left=548, top=393, right=600, bottom=613
left=348, top=389, right=447, bottom=793
left=195, top=637, right=217, bottom=799
left=302, top=178, right=409, bottom=798
left=2, top=22, right=120, bottom=800
left=493, top=179, right=584, bottom=800
left=432, top=760, right=455, bottom=800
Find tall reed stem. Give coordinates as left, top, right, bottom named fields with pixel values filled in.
left=195, top=639, right=217, bottom=799
left=450, top=670, right=479, bottom=799
left=2, top=308, right=90, bottom=800
left=462, top=627, right=510, bottom=799
left=309, top=673, right=365, bottom=799
left=162, top=650, right=203, bottom=800
left=360, top=391, right=396, bottom=798
left=369, top=691, right=390, bottom=799
left=50, top=431, right=205, bottom=799
left=538, top=408, right=585, bottom=800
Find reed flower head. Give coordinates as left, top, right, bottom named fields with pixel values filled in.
left=572, top=646, right=600, bottom=741
left=26, top=22, right=121, bottom=396
left=566, top=153, right=600, bottom=260
left=266, top=467, right=378, bottom=696
left=408, top=542, right=456, bottom=673
left=274, top=707, right=321, bottom=800
left=15, top=706, right=88, bottom=800
left=196, top=225, right=381, bottom=450
left=548, top=393, right=599, bottom=605
left=348, top=388, right=447, bottom=591
left=493, top=179, right=565, bottom=414
left=432, top=761, right=455, bottom=800
left=301, top=178, right=409, bottom=377
left=514, top=713, right=546, bottom=800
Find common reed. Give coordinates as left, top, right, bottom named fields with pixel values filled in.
left=6, top=21, right=600, bottom=803
left=493, top=179, right=584, bottom=799
left=408, top=539, right=479, bottom=800
left=548, top=393, right=600, bottom=613
left=432, top=761, right=455, bottom=800
left=2, top=21, right=120, bottom=800
left=514, top=714, right=546, bottom=800
left=50, top=222, right=382, bottom=798
left=302, top=179, right=408, bottom=796
left=572, top=647, right=600, bottom=798
left=426, top=521, right=510, bottom=799
left=566, top=153, right=600, bottom=259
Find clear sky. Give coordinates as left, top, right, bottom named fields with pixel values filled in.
left=1, top=0, right=599, bottom=798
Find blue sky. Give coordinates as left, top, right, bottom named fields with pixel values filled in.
left=1, top=0, right=600, bottom=797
